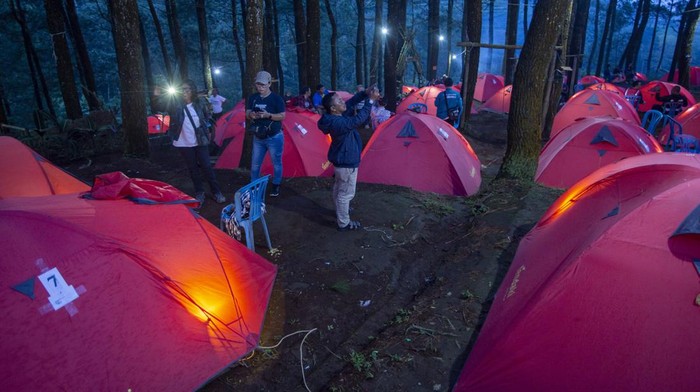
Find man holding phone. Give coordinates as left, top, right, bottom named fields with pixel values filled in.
left=246, top=70, right=286, bottom=197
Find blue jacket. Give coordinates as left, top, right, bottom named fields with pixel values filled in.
left=317, top=92, right=372, bottom=168
left=435, top=87, right=463, bottom=127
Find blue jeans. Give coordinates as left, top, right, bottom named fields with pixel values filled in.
left=251, top=132, right=284, bottom=185
left=178, top=145, right=221, bottom=195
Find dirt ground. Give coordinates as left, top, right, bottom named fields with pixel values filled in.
left=65, top=112, right=563, bottom=392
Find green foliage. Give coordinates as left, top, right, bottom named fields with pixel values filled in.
left=349, top=350, right=374, bottom=379
left=418, top=196, right=455, bottom=216
left=390, top=308, right=412, bottom=325
left=331, top=280, right=351, bottom=294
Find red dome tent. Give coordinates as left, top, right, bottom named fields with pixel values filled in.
left=661, top=66, right=700, bottom=86
left=658, top=103, right=700, bottom=145
left=0, top=137, right=90, bottom=198
left=214, top=99, right=246, bottom=146
left=358, top=112, right=481, bottom=196
left=577, top=75, right=605, bottom=85
left=215, top=108, right=331, bottom=177
left=147, top=114, right=170, bottom=134
left=586, top=82, right=624, bottom=95
left=479, top=85, right=512, bottom=114
left=535, top=117, right=662, bottom=188
left=551, top=90, right=640, bottom=137
left=456, top=153, right=700, bottom=391
left=0, top=142, right=277, bottom=391
left=473, top=73, right=504, bottom=103
left=396, top=85, right=445, bottom=116
left=637, top=81, right=696, bottom=113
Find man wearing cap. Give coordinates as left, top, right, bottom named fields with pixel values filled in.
left=246, top=70, right=286, bottom=197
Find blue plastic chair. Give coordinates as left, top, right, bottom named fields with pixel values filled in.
left=663, top=116, right=684, bottom=151
left=641, top=110, right=665, bottom=136
left=220, top=175, right=272, bottom=251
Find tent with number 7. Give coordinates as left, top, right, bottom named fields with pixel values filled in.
left=0, top=137, right=277, bottom=391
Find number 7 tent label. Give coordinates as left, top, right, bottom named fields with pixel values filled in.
left=38, top=267, right=79, bottom=311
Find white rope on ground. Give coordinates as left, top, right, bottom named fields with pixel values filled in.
left=257, top=328, right=318, bottom=392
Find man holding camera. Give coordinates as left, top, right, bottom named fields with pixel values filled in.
left=246, top=70, right=286, bottom=197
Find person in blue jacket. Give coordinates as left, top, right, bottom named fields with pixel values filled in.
left=434, top=77, right=463, bottom=127
left=317, top=85, right=380, bottom=231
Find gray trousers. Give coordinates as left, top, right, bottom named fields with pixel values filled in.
left=333, top=167, right=358, bottom=227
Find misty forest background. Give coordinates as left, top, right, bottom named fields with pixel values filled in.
left=0, top=0, right=698, bottom=179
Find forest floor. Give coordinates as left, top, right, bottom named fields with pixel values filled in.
left=65, top=112, right=563, bottom=392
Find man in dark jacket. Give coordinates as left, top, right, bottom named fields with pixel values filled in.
left=318, top=85, right=380, bottom=231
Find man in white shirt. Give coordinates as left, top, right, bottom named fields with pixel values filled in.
left=208, top=88, right=227, bottom=121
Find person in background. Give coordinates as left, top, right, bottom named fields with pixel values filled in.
left=371, top=98, right=392, bottom=129
left=154, top=79, right=226, bottom=207
left=208, top=88, right=227, bottom=121
left=312, top=84, right=327, bottom=111
left=653, top=85, right=688, bottom=116
left=317, top=85, right=380, bottom=231
left=246, top=70, right=286, bottom=197
left=434, top=77, right=463, bottom=127
left=291, top=86, right=316, bottom=112
left=624, top=80, right=645, bottom=110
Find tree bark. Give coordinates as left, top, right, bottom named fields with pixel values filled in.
left=384, top=0, right=407, bottom=111
left=567, top=0, right=590, bottom=90
left=231, top=0, right=246, bottom=96
left=645, top=0, right=662, bottom=75
left=324, top=0, right=338, bottom=89
left=523, top=0, right=529, bottom=36
left=602, top=2, right=617, bottom=69
left=242, top=0, right=264, bottom=168
left=587, top=0, right=600, bottom=74
left=369, top=0, right=383, bottom=85
left=147, top=0, right=173, bottom=81
left=503, top=0, right=519, bottom=85
left=543, top=1, right=573, bottom=141
left=447, top=0, right=454, bottom=76
left=166, top=0, right=188, bottom=81
left=108, top=0, right=149, bottom=158
left=305, top=0, right=321, bottom=89
left=487, top=0, right=494, bottom=71
left=263, top=0, right=277, bottom=80
left=499, top=0, right=573, bottom=180
left=196, top=0, right=213, bottom=92
left=656, top=1, right=675, bottom=74
left=355, top=0, right=366, bottom=86
left=139, top=18, right=155, bottom=113
left=45, top=0, right=82, bottom=120
left=618, top=0, right=651, bottom=70
left=459, top=0, right=482, bottom=130
left=596, top=0, right=616, bottom=76
left=427, top=0, right=439, bottom=82
left=670, top=0, right=699, bottom=87
left=293, top=0, right=307, bottom=90
left=64, top=0, right=101, bottom=111
left=272, top=0, right=284, bottom=95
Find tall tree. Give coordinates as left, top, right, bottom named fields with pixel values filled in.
left=44, top=0, right=82, bottom=120
left=64, top=0, right=101, bottom=111
left=369, top=0, right=384, bottom=85
left=656, top=1, right=676, bottom=74
left=523, top=0, right=529, bottom=36
left=231, top=0, right=245, bottom=96
left=595, top=0, right=617, bottom=75
left=542, top=1, right=573, bottom=140
left=196, top=0, right=213, bottom=91
left=568, top=0, right=591, bottom=88
left=459, top=0, right=482, bottom=130
left=10, top=0, right=55, bottom=118
left=384, top=0, right=407, bottom=111
left=427, top=0, right=439, bottom=81
left=262, top=0, right=278, bottom=80
left=355, top=0, right=366, bottom=86
left=324, top=0, right=338, bottom=89
left=242, top=0, right=264, bottom=168
left=587, top=0, right=600, bottom=74
left=668, top=0, right=699, bottom=87
left=108, top=0, right=149, bottom=158
left=618, top=0, right=651, bottom=70
left=271, top=0, right=284, bottom=94
left=166, top=0, right=188, bottom=81
left=503, top=0, right=519, bottom=85
left=487, top=0, right=495, bottom=71
left=602, top=1, right=617, bottom=69
left=447, top=0, right=454, bottom=76
left=138, top=18, right=155, bottom=113
left=306, top=0, right=321, bottom=89
left=500, top=0, right=573, bottom=180
left=645, top=0, right=663, bottom=75
left=293, top=0, right=307, bottom=89
left=147, top=0, right=173, bottom=81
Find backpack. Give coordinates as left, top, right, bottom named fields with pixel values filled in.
left=443, top=92, right=460, bottom=124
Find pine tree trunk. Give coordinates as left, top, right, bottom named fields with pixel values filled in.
left=675, top=0, right=699, bottom=87
left=523, top=0, right=529, bottom=36
left=293, top=0, right=306, bottom=90
left=196, top=0, right=213, bottom=92
left=587, top=0, right=600, bottom=74
left=45, top=0, right=82, bottom=120
left=231, top=0, right=246, bottom=96
left=65, top=0, right=101, bottom=111
left=324, top=0, right=338, bottom=90
left=427, top=0, right=439, bottom=82
left=656, top=1, right=675, bottom=74
left=568, top=0, right=590, bottom=86
left=447, top=0, right=454, bottom=76
left=369, top=0, right=383, bottom=85
left=543, top=2, right=573, bottom=141
left=355, top=0, right=366, bottom=86
left=166, top=0, right=188, bottom=82
left=242, top=0, right=264, bottom=169
left=603, top=3, right=617, bottom=68
left=10, top=0, right=46, bottom=115
left=487, top=0, right=494, bottom=71
left=645, top=0, right=662, bottom=75
left=305, top=0, right=321, bottom=89
left=139, top=19, right=155, bottom=113
left=262, top=0, right=277, bottom=78
left=147, top=0, right=173, bottom=81
left=596, top=0, right=616, bottom=75
left=459, top=0, right=481, bottom=130
left=500, top=0, right=573, bottom=180
left=503, top=0, right=519, bottom=85
left=108, top=0, right=149, bottom=158
left=384, top=0, right=407, bottom=111
left=272, top=1, right=284, bottom=94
